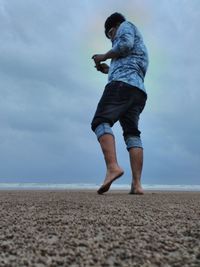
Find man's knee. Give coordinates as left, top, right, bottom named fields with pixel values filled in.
left=92, top=122, right=114, bottom=141
left=124, top=135, right=143, bottom=151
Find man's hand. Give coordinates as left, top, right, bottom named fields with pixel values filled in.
left=92, top=54, right=109, bottom=74
left=92, top=54, right=107, bottom=65
left=92, top=50, right=118, bottom=68
left=95, top=63, right=109, bottom=74
left=92, top=51, right=118, bottom=74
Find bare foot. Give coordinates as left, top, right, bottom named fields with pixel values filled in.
left=97, top=167, right=124, bottom=194
left=129, top=182, right=144, bottom=195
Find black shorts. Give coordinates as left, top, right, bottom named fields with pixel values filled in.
left=91, top=81, right=147, bottom=138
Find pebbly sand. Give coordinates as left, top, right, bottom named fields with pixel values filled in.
left=0, top=190, right=200, bottom=267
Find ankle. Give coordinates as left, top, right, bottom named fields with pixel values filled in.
left=132, top=180, right=142, bottom=187
left=107, top=163, right=120, bottom=171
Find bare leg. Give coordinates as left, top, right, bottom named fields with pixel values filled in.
left=97, top=134, right=124, bottom=194
left=129, top=147, right=144, bottom=194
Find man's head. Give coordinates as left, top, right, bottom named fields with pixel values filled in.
left=104, top=12, right=126, bottom=40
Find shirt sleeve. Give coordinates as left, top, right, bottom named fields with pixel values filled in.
left=111, top=22, right=135, bottom=57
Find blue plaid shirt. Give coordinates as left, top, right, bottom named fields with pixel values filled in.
left=108, top=21, right=149, bottom=94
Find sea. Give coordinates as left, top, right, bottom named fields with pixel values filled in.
left=0, top=183, right=200, bottom=191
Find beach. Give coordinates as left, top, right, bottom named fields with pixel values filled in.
left=0, top=190, right=200, bottom=267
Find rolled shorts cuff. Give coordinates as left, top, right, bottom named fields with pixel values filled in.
left=94, top=123, right=114, bottom=140
left=125, top=136, right=143, bottom=150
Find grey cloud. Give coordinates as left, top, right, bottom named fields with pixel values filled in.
left=0, top=0, right=199, bottom=184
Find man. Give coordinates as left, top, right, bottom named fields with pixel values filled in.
left=91, top=12, right=149, bottom=195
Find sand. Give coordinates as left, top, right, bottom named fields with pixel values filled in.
left=0, top=190, right=200, bottom=267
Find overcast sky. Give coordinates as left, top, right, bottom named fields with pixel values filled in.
left=0, top=0, right=199, bottom=185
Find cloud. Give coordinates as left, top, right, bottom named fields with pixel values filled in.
left=0, top=0, right=199, bottom=184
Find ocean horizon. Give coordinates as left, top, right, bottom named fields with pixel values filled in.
left=0, top=183, right=200, bottom=191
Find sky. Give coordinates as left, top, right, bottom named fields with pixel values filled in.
left=0, top=0, right=199, bottom=185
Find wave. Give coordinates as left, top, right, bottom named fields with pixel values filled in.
left=0, top=183, right=200, bottom=191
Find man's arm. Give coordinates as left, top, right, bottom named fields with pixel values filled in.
left=92, top=50, right=118, bottom=66
left=92, top=22, right=135, bottom=65
left=111, top=22, right=135, bottom=57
